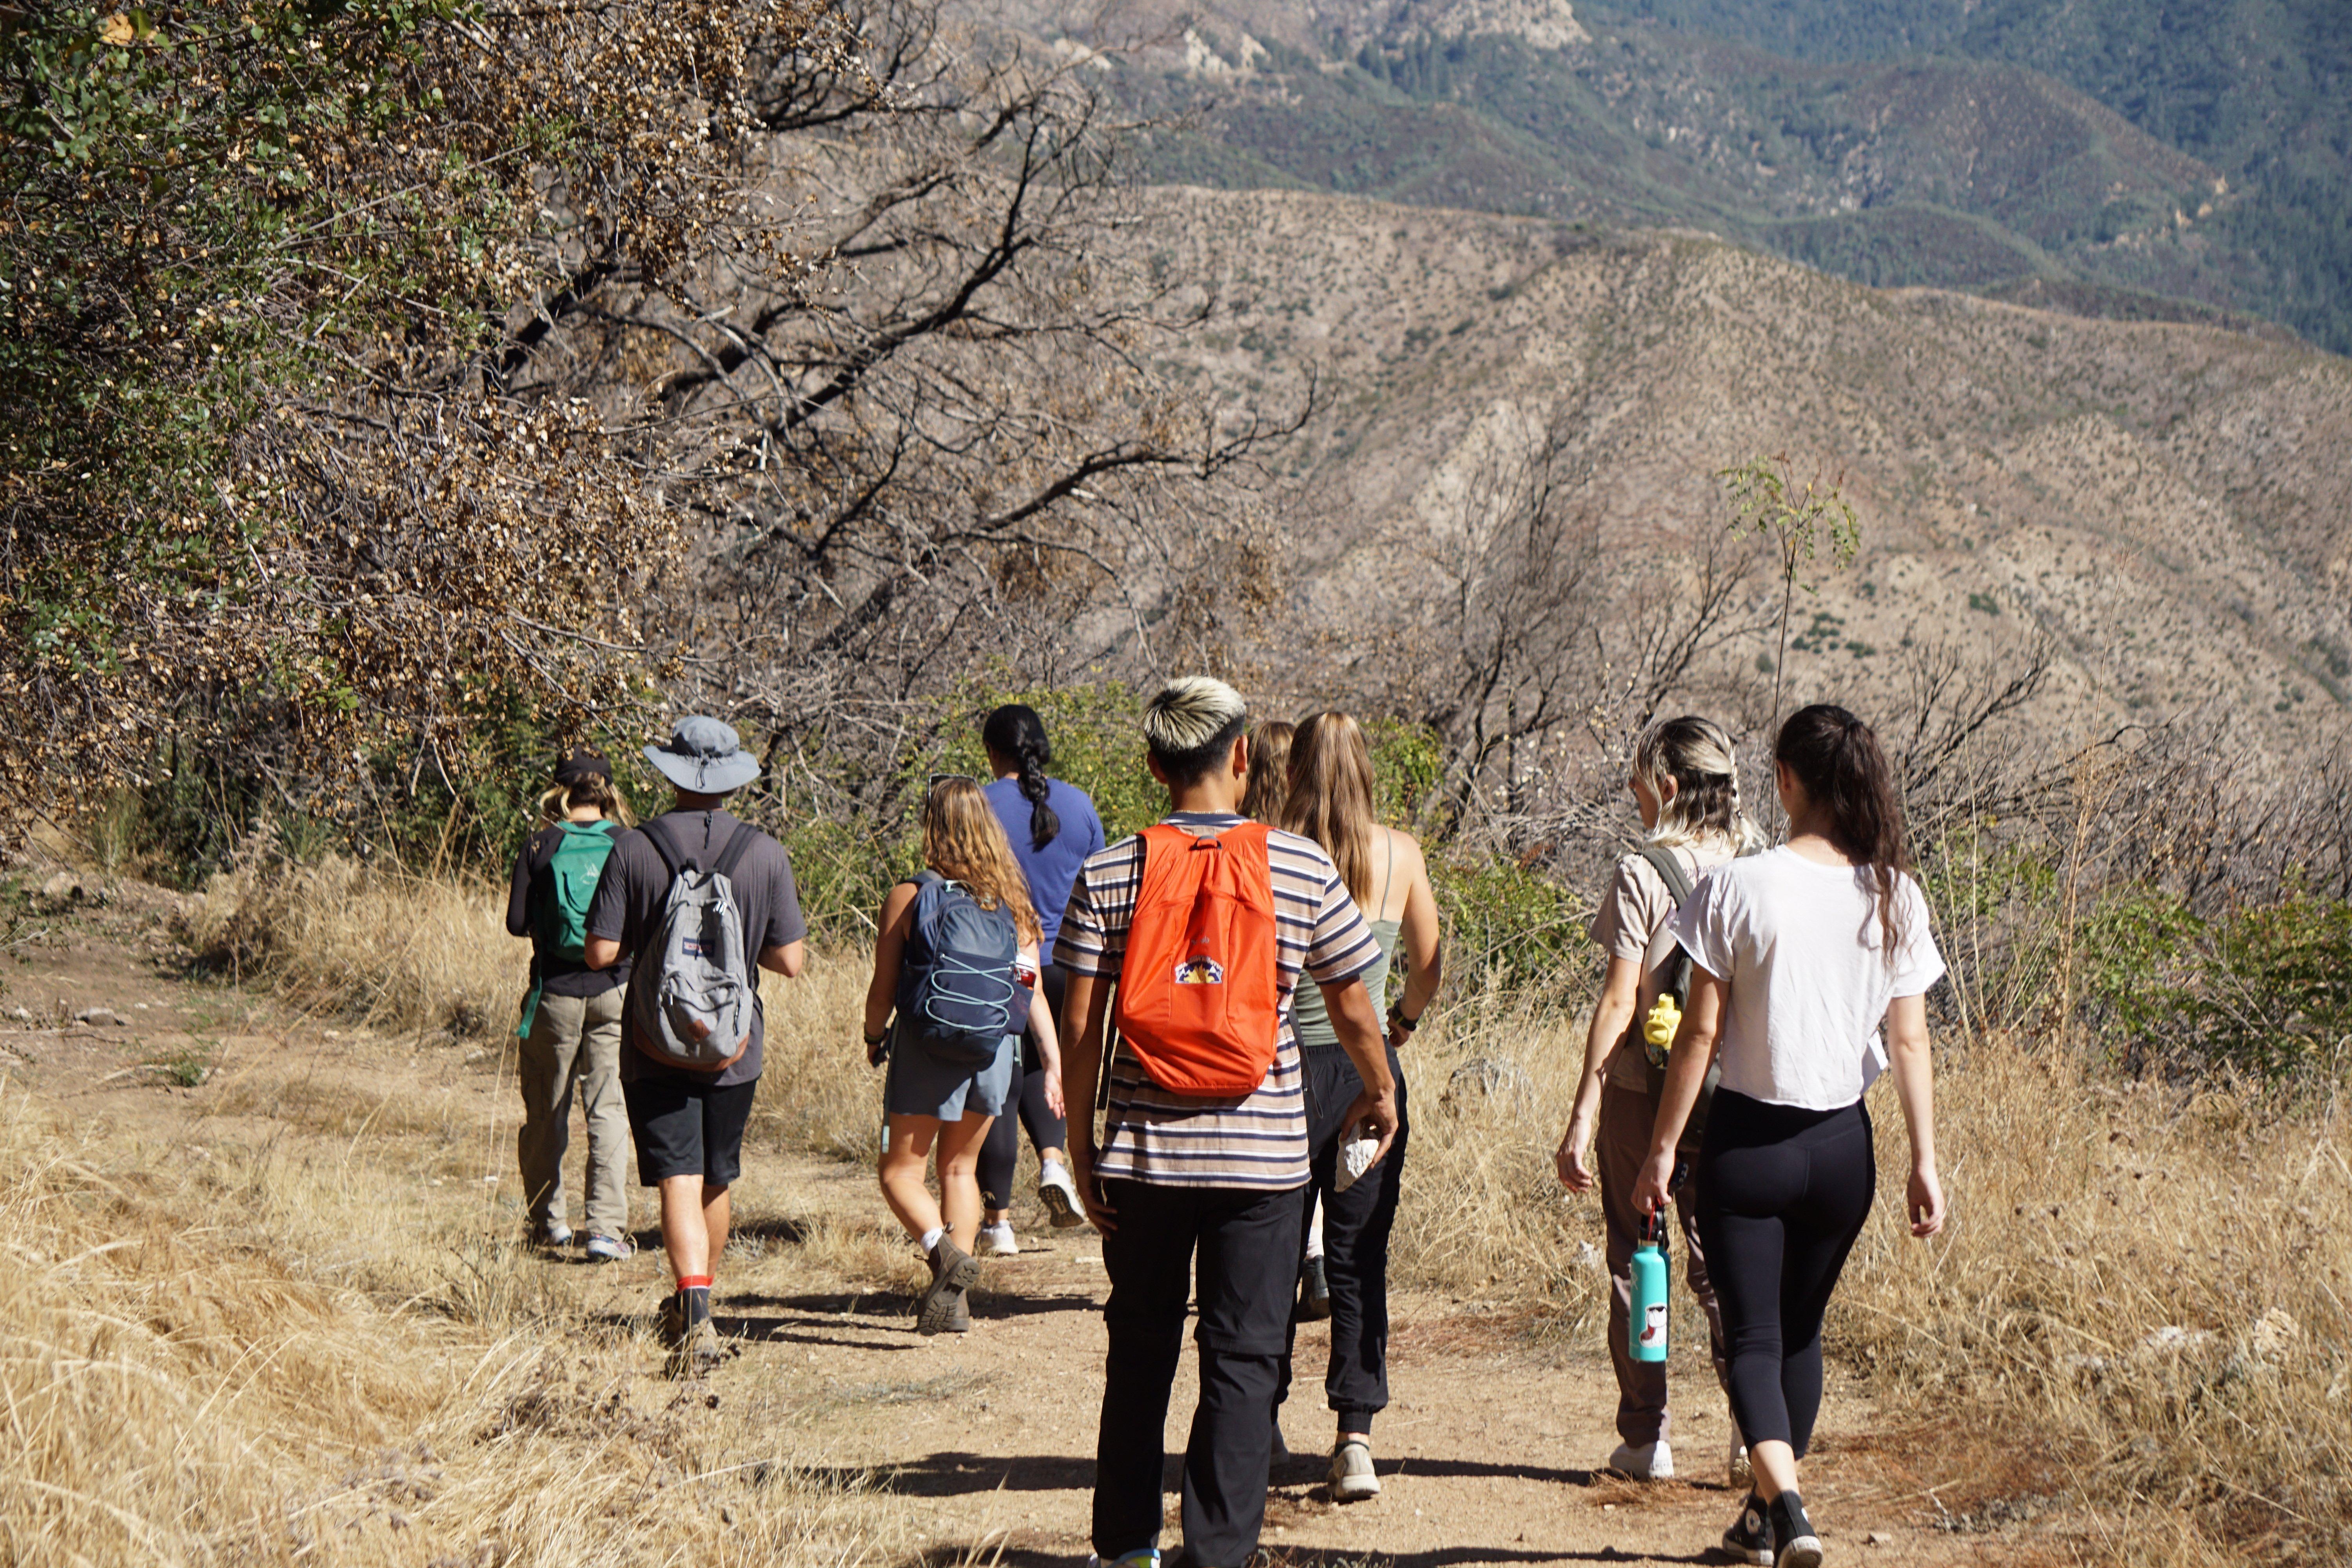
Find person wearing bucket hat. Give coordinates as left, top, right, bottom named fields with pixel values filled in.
left=584, top=717, right=808, bottom=1377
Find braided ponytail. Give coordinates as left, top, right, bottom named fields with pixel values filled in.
left=1775, top=704, right=1913, bottom=957
left=982, top=703, right=1061, bottom=851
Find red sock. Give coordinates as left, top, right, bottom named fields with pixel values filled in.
left=676, top=1274, right=712, bottom=1290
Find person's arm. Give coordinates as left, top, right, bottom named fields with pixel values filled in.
left=584, top=936, right=622, bottom=970
left=1886, top=991, right=1944, bottom=1237
left=1023, top=939, right=1066, bottom=1118
left=506, top=837, right=537, bottom=939
left=1323, top=975, right=1401, bottom=1167
left=1555, top=955, right=1643, bottom=1192
left=759, top=940, right=805, bottom=978
left=1386, top=836, right=1444, bottom=1046
left=1059, top=969, right=1118, bottom=1230
left=861, top=883, right=919, bottom=1062
left=1630, top=966, right=1728, bottom=1217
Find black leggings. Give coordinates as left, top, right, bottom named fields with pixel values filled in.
left=1694, top=1089, right=1875, bottom=1457
left=979, top=962, right=1071, bottom=1211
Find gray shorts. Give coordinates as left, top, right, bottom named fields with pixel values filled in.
left=883, top=1028, right=1014, bottom=1121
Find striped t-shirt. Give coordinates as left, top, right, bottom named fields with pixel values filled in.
left=1053, top=812, right=1380, bottom=1189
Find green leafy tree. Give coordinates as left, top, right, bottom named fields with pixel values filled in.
left=1719, top=451, right=1860, bottom=722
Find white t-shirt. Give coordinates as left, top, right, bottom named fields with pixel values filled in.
left=1670, top=846, right=1945, bottom=1112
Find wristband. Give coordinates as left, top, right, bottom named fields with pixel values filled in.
left=1388, top=1004, right=1420, bottom=1033
left=864, top=1028, right=887, bottom=1047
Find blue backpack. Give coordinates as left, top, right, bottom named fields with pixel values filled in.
left=895, top=873, right=1020, bottom=1067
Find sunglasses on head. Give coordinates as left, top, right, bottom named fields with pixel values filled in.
left=927, top=771, right=975, bottom=790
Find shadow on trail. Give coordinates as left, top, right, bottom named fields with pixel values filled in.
left=800, top=1450, right=1102, bottom=1496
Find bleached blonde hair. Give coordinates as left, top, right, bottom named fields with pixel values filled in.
left=1142, top=675, right=1248, bottom=787
left=1633, top=715, right=1765, bottom=853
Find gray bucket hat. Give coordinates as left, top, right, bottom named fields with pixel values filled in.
left=644, top=716, right=762, bottom=795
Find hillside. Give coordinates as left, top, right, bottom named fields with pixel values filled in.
left=1003, top=0, right=2344, bottom=352
left=1138, top=187, right=2352, bottom=751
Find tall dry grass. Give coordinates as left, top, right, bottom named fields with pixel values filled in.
left=181, top=862, right=2352, bottom=1560
left=0, top=1079, right=944, bottom=1567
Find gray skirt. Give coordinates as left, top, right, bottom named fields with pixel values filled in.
left=883, top=1026, right=1015, bottom=1121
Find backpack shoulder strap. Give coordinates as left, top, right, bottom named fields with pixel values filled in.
left=712, top=820, right=760, bottom=880
left=1639, top=845, right=1695, bottom=907
left=641, top=815, right=687, bottom=878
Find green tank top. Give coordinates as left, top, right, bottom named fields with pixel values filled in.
left=1293, top=835, right=1403, bottom=1051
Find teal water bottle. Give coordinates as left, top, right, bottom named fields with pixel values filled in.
left=1629, top=1208, right=1669, bottom=1364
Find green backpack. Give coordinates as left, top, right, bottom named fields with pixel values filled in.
left=538, top=820, right=620, bottom=960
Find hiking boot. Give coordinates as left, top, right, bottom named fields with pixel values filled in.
left=1769, top=1493, right=1823, bottom=1568
left=1299, top=1255, right=1332, bottom=1321
left=1328, top=1437, right=1379, bottom=1500
left=1720, top=1493, right=1773, bottom=1566
left=666, top=1317, right=725, bottom=1379
left=917, top=1237, right=979, bottom=1336
left=1038, top=1161, right=1085, bottom=1229
left=1729, top=1438, right=1753, bottom=1490
left=978, top=1221, right=1019, bottom=1257
left=583, top=1233, right=633, bottom=1263
left=533, top=1220, right=573, bottom=1251
left=1607, top=1439, right=1673, bottom=1480
left=947, top=1290, right=973, bottom=1334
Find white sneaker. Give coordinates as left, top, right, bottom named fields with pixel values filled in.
left=1729, top=1438, right=1753, bottom=1489
left=1607, top=1439, right=1673, bottom=1480
left=1038, top=1161, right=1085, bottom=1228
left=977, top=1222, right=1019, bottom=1257
left=1328, top=1437, right=1380, bottom=1500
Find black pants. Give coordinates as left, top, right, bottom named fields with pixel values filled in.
left=1694, top=1089, right=1875, bottom=1457
left=979, top=962, right=1070, bottom=1210
left=1276, top=1044, right=1408, bottom=1434
left=1094, top=1178, right=1303, bottom=1568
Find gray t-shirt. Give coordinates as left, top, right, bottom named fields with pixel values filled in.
left=585, top=808, right=807, bottom=1085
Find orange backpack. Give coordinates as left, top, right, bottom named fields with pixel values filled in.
left=1114, top=821, right=1283, bottom=1096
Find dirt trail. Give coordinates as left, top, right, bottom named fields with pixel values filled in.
left=1, top=904, right=2056, bottom=1567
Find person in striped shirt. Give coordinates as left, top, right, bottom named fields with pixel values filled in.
left=1058, top=675, right=1400, bottom=1568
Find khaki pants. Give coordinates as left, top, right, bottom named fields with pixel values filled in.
left=1597, top=1080, right=1731, bottom=1446
left=517, top=987, right=630, bottom=1239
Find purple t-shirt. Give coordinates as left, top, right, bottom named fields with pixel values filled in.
left=984, top=775, right=1105, bottom=955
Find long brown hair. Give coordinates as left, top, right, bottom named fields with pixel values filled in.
left=1775, top=703, right=1911, bottom=955
left=536, top=774, right=635, bottom=827
left=1281, top=710, right=1380, bottom=908
left=923, top=777, right=1041, bottom=946
left=1240, top=719, right=1295, bottom=825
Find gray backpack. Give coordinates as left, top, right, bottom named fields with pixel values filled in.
left=631, top=816, right=760, bottom=1070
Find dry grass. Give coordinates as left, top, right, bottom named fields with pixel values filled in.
left=0, top=1078, right=948, bottom=1568
left=163, top=864, right=2352, bottom=1559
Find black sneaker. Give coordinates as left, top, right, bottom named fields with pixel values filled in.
left=1720, top=1493, right=1772, bottom=1566
left=1299, top=1256, right=1332, bottom=1321
left=1770, top=1492, right=1822, bottom=1568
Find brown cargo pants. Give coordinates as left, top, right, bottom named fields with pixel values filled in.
left=1596, top=1080, right=1733, bottom=1446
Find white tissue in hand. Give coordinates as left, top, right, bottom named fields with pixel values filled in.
left=1333, top=1130, right=1379, bottom=1194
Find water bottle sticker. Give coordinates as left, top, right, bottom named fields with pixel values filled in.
left=1639, top=1302, right=1668, bottom=1347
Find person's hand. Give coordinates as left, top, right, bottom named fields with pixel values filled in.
left=1043, top=1067, right=1067, bottom=1120
left=1341, top=1087, right=1401, bottom=1172
left=1629, top=1146, right=1675, bottom=1221
left=1069, top=1140, right=1118, bottom=1233
left=1555, top=1114, right=1596, bottom=1192
left=1908, top=1161, right=1946, bottom=1238
left=866, top=1031, right=888, bottom=1067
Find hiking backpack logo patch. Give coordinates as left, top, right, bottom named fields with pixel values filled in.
left=1172, top=955, right=1225, bottom=985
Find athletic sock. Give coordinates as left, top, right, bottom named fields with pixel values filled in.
left=675, top=1274, right=713, bottom=1327
left=920, top=1225, right=946, bottom=1254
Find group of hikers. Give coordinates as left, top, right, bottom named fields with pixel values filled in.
left=507, top=679, right=1945, bottom=1568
